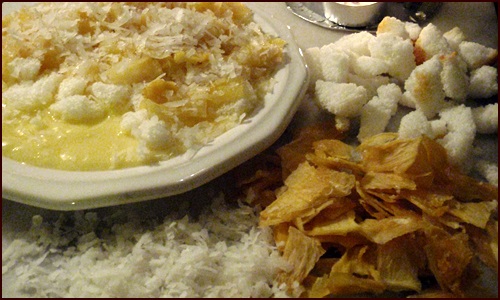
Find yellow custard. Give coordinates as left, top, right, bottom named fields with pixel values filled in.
left=2, top=113, right=144, bottom=171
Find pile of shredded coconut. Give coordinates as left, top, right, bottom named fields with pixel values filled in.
left=2, top=196, right=293, bottom=298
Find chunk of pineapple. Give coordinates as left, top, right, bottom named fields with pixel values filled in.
left=206, top=77, right=255, bottom=107
left=188, top=2, right=253, bottom=25
left=142, top=78, right=178, bottom=104
left=106, top=57, right=163, bottom=84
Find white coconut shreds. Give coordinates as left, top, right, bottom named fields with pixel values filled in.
left=2, top=196, right=294, bottom=298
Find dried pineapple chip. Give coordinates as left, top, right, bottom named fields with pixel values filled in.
left=304, top=210, right=360, bottom=237
left=377, top=236, right=421, bottom=292
left=467, top=220, right=498, bottom=272
left=277, top=226, right=326, bottom=288
left=313, top=139, right=354, bottom=160
left=331, top=245, right=379, bottom=280
left=293, top=199, right=335, bottom=231
left=308, top=197, right=358, bottom=224
left=259, top=162, right=355, bottom=226
left=400, top=189, right=453, bottom=217
left=235, top=154, right=283, bottom=207
left=359, top=215, right=423, bottom=244
left=444, top=167, right=499, bottom=202
left=359, top=134, right=433, bottom=180
left=306, top=138, right=365, bottom=176
left=356, top=182, right=393, bottom=219
left=306, top=245, right=386, bottom=297
left=315, top=234, right=368, bottom=249
left=420, top=135, right=450, bottom=183
left=276, top=122, right=343, bottom=178
left=304, top=275, right=331, bottom=298
left=328, top=273, right=387, bottom=296
left=447, top=200, right=497, bottom=229
left=423, top=226, right=474, bottom=296
left=273, top=222, right=291, bottom=252
left=365, top=190, right=400, bottom=203
left=360, top=171, right=417, bottom=192
left=307, top=272, right=387, bottom=297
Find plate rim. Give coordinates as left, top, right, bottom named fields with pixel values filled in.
left=1, top=2, right=309, bottom=210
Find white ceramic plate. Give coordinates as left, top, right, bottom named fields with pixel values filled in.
left=1, top=2, right=309, bottom=210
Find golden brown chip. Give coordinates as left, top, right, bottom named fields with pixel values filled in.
left=306, top=152, right=365, bottom=177
left=260, top=162, right=355, bottom=226
left=320, top=167, right=357, bottom=198
left=366, top=190, right=400, bottom=203
left=424, top=213, right=463, bottom=230
left=356, top=182, right=393, bottom=219
left=309, top=258, right=340, bottom=277
left=273, top=222, right=291, bottom=252
left=359, top=135, right=433, bottom=180
left=330, top=244, right=379, bottom=280
left=308, top=197, right=359, bottom=222
left=304, top=274, right=331, bottom=298
left=305, top=244, right=387, bottom=297
left=313, top=139, right=354, bottom=160
left=315, top=233, right=368, bottom=249
left=377, top=236, right=422, bottom=292
left=420, top=135, right=450, bottom=184
left=400, top=231, right=429, bottom=275
left=357, top=132, right=399, bottom=148
left=359, top=215, right=423, bottom=244
left=276, top=122, right=343, bottom=178
left=373, top=198, right=426, bottom=217
left=318, top=272, right=386, bottom=296
left=423, top=226, right=474, bottom=296
left=443, top=167, right=499, bottom=202
left=400, top=189, right=453, bottom=217
left=259, top=162, right=331, bottom=226
left=304, top=210, right=360, bottom=237
left=447, top=200, right=497, bottom=229
left=293, top=199, right=334, bottom=231
left=361, top=171, right=417, bottom=192
left=277, top=226, right=326, bottom=288
left=466, top=221, right=498, bottom=273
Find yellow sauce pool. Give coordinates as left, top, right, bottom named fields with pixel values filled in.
left=2, top=113, right=144, bottom=171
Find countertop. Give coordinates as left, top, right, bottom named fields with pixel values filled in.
left=2, top=2, right=498, bottom=297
